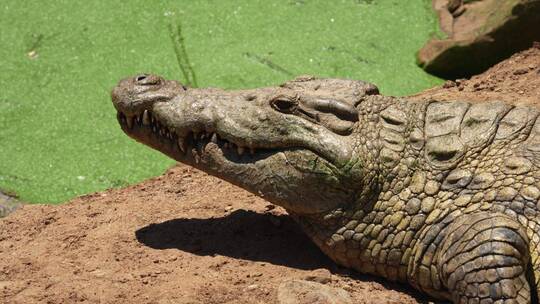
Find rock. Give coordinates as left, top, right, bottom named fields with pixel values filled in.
left=418, top=0, right=540, bottom=78
left=0, top=191, right=23, bottom=218
left=303, top=268, right=333, bottom=284
left=277, top=279, right=352, bottom=304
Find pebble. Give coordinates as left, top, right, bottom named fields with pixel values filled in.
left=278, top=279, right=352, bottom=304
left=304, top=268, right=333, bottom=284
left=513, top=68, right=528, bottom=75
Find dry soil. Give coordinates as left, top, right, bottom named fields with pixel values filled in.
left=1, top=45, right=539, bottom=304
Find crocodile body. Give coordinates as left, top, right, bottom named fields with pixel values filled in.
left=112, top=74, right=540, bottom=304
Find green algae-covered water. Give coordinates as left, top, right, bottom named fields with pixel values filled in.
left=0, top=0, right=443, bottom=203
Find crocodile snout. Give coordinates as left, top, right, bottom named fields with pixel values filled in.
left=111, top=74, right=184, bottom=116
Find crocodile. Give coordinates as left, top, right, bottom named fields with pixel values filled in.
left=112, top=74, right=540, bottom=304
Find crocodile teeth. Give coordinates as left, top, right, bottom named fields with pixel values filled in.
left=126, top=116, right=134, bottom=129
left=178, top=138, right=186, bottom=153
left=211, top=133, right=218, bottom=143
left=142, top=110, right=150, bottom=125
left=237, top=146, right=245, bottom=155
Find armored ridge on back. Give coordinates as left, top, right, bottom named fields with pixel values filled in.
left=112, top=74, right=540, bottom=304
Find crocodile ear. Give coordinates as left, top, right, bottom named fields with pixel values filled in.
left=300, top=97, right=359, bottom=135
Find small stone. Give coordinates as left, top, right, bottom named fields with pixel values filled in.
left=278, top=279, right=352, bottom=304
left=513, top=68, right=528, bottom=75
left=443, top=80, right=457, bottom=88
left=27, top=50, right=39, bottom=59
left=304, top=269, right=333, bottom=284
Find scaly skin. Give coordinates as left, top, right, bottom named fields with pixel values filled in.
left=112, top=74, right=540, bottom=304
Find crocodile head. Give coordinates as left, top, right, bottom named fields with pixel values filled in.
left=112, top=74, right=379, bottom=215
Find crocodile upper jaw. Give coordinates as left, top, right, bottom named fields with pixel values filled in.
left=116, top=109, right=282, bottom=165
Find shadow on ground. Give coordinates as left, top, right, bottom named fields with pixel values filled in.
left=135, top=208, right=444, bottom=303
left=136, top=209, right=333, bottom=270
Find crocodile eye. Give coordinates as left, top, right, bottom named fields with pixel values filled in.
left=270, top=97, right=298, bottom=114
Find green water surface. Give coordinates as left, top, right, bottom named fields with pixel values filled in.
left=0, top=0, right=442, bottom=203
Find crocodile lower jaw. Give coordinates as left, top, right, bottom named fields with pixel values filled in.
left=117, top=110, right=280, bottom=164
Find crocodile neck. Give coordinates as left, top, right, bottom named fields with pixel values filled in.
left=289, top=96, right=429, bottom=270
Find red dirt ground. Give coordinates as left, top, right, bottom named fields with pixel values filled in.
left=412, top=42, right=540, bottom=105
left=1, top=45, right=539, bottom=304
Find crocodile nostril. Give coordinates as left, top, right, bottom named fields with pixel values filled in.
left=135, top=74, right=161, bottom=86
left=135, top=74, right=148, bottom=82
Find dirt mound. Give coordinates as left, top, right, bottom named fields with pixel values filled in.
left=1, top=46, right=539, bottom=304
left=412, top=42, right=540, bottom=104
left=0, top=166, right=426, bottom=304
